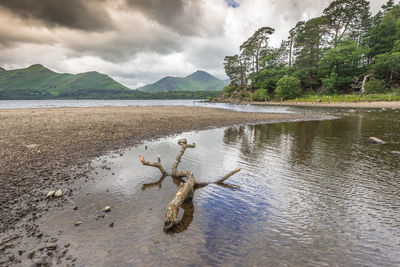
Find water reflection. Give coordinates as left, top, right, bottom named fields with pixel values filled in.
left=35, top=109, right=400, bottom=266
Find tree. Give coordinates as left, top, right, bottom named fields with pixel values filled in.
left=275, top=76, right=301, bottom=100
left=240, top=27, right=275, bottom=75
left=366, top=6, right=400, bottom=58
left=372, top=51, right=400, bottom=85
left=224, top=55, right=248, bottom=87
left=318, top=39, right=365, bottom=93
left=323, top=0, right=371, bottom=47
left=288, top=21, right=305, bottom=67
left=294, top=16, right=330, bottom=89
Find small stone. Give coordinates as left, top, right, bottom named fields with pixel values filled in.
left=46, top=242, right=57, bottom=250
left=26, top=144, right=38, bottom=149
left=54, top=189, right=63, bottom=198
left=349, top=109, right=356, bottom=113
left=18, top=250, right=24, bottom=256
left=73, top=206, right=78, bottom=210
left=105, top=166, right=111, bottom=170
left=74, top=221, right=82, bottom=227
left=368, top=137, right=386, bottom=145
left=109, top=222, right=114, bottom=227
left=46, top=191, right=55, bottom=199
left=27, top=250, right=35, bottom=259
left=102, top=206, right=111, bottom=212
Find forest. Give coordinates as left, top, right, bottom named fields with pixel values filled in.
left=223, top=0, right=400, bottom=100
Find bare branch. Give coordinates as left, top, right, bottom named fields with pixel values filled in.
left=139, top=154, right=169, bottom=176
left=195, top=168, right=241, bottom=186
left=215, top=168, right=241, bottom=184
left=172, top=138, right=196, bottom=174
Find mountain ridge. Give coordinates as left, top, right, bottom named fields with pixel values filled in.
left=138, top=70, right=228, bottom=93
left=0, top=64, right=131, bottom=99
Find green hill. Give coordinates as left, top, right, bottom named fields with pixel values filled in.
left=138, top=70, right=228, bottom=93
left=0, top=64, right=132, bottom=99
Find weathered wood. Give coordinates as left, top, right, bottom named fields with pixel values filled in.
left=139, top=139, right=241, bottom=232
left=164, top=170, right=195, bottom=231
left=139, top=154, right=168, bottom=176
left=172, top=139, right=196, bottom=174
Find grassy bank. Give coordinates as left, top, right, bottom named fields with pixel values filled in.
left=283, top=93, right=400, bottom=103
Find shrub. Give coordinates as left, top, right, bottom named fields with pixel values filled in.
left=252, top=89, right=270, bottom=101
left=364, top=78, right=388, bottom=94
left=275, top=76, right=301, bottom=100
left=223, top=84, right=237, bottom=94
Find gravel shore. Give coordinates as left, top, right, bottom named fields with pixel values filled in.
left=0, top=105, right=313, bottom=234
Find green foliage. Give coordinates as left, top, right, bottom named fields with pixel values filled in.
left=223, top=84, right=237, bottom=94
left=275, top=76, right=301, bottom=100
left=318, top=40, right=365, bottom=93
left=138, top=70, right=228, bottom=93
left=252, top=89, right=270, bottom=101
left=364, top=78, right=389, bottom=94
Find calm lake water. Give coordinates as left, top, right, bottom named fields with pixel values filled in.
left=32, top=108, right=400, bottom=266
left=0, top=99, right=294, bottom=113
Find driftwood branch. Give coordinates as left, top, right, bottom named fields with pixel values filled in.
left=172, top=138, right=196, bottom=174
left=139, top=154, right=169, bottom=176
left=139, top=138, right=241, bottom=232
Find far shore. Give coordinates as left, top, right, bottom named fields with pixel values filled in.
left=0, top=105, right=322, bottom=235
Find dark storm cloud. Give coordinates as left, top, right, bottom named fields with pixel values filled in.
left=124, top=0, right=223, bottom=36
left=0, top=0, right=113, bottom=31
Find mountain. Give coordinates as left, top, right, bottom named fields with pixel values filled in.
left=0, top=67, right=5, bottom=71
left=0, top=64, right=132, bottom=99
left=137, top=70, right=229, bottom=93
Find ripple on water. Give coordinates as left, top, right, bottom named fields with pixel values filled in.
left=32, top=109, right=400, bottom=266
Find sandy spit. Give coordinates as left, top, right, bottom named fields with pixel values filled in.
left=0, top=105, right=317, bottom=234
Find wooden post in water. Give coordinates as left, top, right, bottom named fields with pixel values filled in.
left=345, top=96, right=347, bottom=104
left=328, top=96, right=331, bottom=104
left=280, top=97, right=283, bottom=105
left=295, top=97, right=298, bottom=105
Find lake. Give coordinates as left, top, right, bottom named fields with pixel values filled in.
left=30, top=107, right=400, bottom=266
left=0, top=99, right=294, bottom=114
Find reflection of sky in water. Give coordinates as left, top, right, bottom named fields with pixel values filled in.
left=33, top=109, right=400, bottom=266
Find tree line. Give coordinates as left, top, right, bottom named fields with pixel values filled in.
left=223, top=0, right=400, bottom=100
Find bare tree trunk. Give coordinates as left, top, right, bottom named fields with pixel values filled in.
left=360, top=74, right=372, bottom=94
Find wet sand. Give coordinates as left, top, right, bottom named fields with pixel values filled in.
left=0, top=105, right=315, bottom=235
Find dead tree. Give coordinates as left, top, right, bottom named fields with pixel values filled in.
left=140, top=138, right=240, bottom=232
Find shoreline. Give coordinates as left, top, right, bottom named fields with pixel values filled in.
left=216, top=99, right=400, bottom=109
left=0, top=105, right=322, bottom=237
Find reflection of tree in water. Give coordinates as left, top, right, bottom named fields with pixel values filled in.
left=223, top=122, right=320, bottom=166
left=141, top=174, right=238, bottom=234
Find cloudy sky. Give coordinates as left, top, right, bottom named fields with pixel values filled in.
left=0, top=0, right=388, bottom=89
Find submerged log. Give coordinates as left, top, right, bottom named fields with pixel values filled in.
left=139, top=138, right=241, bottom=232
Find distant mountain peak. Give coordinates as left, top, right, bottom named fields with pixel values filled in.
left=28, top=64, right=46, bottom=69
left=138, top=70, right=228, bottom=93
left=186, top=70, right=217, bottom=81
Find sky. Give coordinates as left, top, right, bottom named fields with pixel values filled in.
left=0, top=0, right=389, bottom=89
